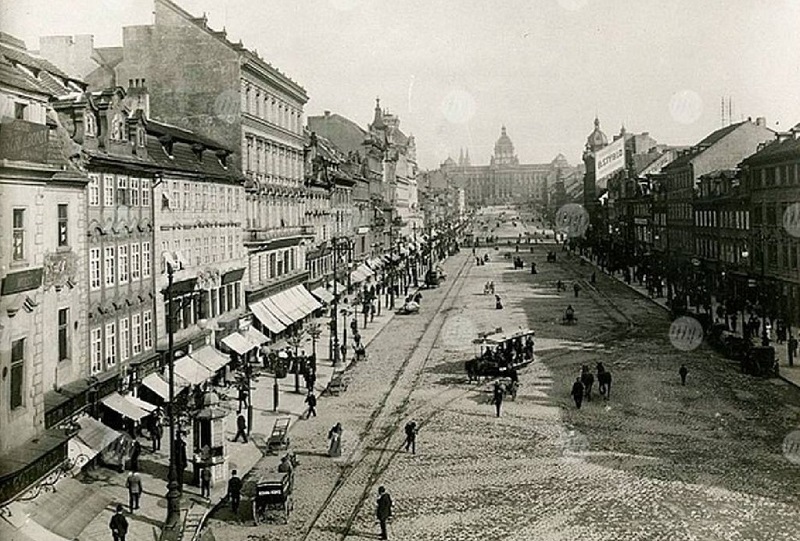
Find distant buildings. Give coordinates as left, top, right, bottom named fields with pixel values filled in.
left=439, top=126, right=580, bottom=210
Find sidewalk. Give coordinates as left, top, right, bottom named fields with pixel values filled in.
left=0, top=284, right=409, bottom=541
left=575, top=253, right=800, bottom=390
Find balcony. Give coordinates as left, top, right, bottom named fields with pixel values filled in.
left=245, top=225, right=315, bottom=244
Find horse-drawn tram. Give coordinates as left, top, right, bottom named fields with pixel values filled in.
left=253, top=472, right=293, bottom=524
left=465, top=328, right=535, bottom=383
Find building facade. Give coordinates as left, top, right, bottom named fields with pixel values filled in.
left=0, top=34, right=89, bottom=499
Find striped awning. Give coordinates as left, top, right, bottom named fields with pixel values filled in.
left=250, top=300, right=287, bottom=334
left=311, top=286, right=334, bottom=303
left=101, top=392, right=156, bottom=421
left=190, top=345, right=231, bottom=373
left=141, top=372, right=170, bottom=401
left=221, top=332, right=256, bottom=356
left=174, top=356, right=213, bottom=386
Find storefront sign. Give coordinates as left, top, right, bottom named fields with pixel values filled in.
left=0, top=120, right=49, bottom=163
left=1, top=267, right=43, bottom=296
left=595, top=137, right=625, bottom=181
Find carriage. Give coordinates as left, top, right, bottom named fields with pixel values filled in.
left=252, top=472, right=293, bottom=524
left=465, top=328, right=535, bottom=383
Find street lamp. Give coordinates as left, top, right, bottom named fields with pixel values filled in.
left=330, top=237, right=352, bottom=369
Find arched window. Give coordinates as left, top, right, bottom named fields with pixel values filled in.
left=85, top=112, right=97, bottom=137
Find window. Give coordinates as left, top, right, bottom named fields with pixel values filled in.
left=183, top=182, right=190, bottom=210
left=141, top=179, right=151, bottom=207
left=132, top=314, right=142, bottom=355
left=194, top=238, right=201, bottom=266
left=104, top=246, right=115, bottom=286
left=91, top=327, right=102, bottom=374
left=118, top=245, right=129, bottom=284
left=89, top=174, right=100, bottom=206
left=130, top=177, right=140, bottom=207
left=204, top=238, right=209, bottom=264
left=14, top=102, right=27, bottom=120
left=104, top=174, right=115, bottom=207
left=172, top=180, right=181, bottom=210
left=10, top=338, right=25, bottom=409
left=12, top=208, right=25, bottom=261
left=58, top=308, right=69, bottom=361
left=105, top=322, right=116, bottom=368
left=55, top=203, right=69, bottom=247
left=143, top=310, right=153, bottom=350
left=117, top=175, right=128, bottom=205
left=120, top=317, right=130, bottom=362
left=89, top=248, right=101, bottom=290
left=142, top=242, right=151, bottom=278
left=130, top=244, right=141, bottom=281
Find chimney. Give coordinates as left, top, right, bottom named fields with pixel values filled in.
left=324, top=110, right=330, bottom=117
left=756, top=117, right=766, bottom=127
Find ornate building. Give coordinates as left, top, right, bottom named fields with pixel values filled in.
left=441, top=126, right=578, bottom=208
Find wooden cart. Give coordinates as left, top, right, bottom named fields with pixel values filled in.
left=267, top=417, right=291, bottom=452
left=252, top=472, right=292, bottom=524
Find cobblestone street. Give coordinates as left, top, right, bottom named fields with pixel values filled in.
left=203, top=246, right=800, bottom=541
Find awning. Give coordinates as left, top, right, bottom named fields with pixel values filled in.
left=69, top=416, right=123, bottom=463
left=243, top=327, right=270, bottom=347
left=221, top=332, right=256, bottom=356
left=250, top=300, right=287, bottom=334
left=101, top=392, right=155, bottom=421
left=190, top=345, right=231, bottom=373
left=311, top=286, right=334, bottom=303
left=298, top=286, right=323, bottom=312
left=358, top=264, right=375, bottom=277
left=272, top=289, right=304, bottom=322
left=284, top=287, right=312, bottom=318
left=141, top=372, right=170, bottom=401
left=173, top=356, right=213, bottom=386
left=350, top=268, right=368, bottom=284
left=366, top=257, right=384, bottom=270
left=262, top=296, right=295, bottom=326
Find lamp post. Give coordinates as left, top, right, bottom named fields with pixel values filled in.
left=287, top=331, right=305, bottom=393
left=163, top=259, right=181, bottom=532
left=331, top=237, right=351, bottom=369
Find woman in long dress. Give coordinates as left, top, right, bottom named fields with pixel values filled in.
left=328, top=422, right=343, bottom=457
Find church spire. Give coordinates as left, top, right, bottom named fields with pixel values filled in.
left=465, top=148, right=471, bottom=166
left=458, top=147, right=464, bottom=166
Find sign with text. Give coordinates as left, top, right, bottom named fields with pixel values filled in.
left=594, top=137, right=625, bottom=181
left=0, top=119, right=49, bottom=163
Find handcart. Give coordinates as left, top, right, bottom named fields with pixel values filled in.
left=252, top=472, right=292, bottom=524
left=267, top=417, right=291, bottom=452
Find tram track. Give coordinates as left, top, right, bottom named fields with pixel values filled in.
left=298, top=253, right=473, bottom=541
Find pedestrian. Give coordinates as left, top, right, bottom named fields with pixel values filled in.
left=200, top=466, right=212, bottom=499
left=305, top=391, right=317, bottom=418
left=370, top=302, right=376, bottom=322
left=376, top=486, right=393, bottom=540
left=237, top=382, right=249, bottom=414
left=109, top=504, right=128, bottom=541
left=227, top=470, right=242, bottom=514
left=129, top=438, right=141, bottom=472
left=126, top=470, right=142, bottom=512
left=328, top=422, right=343, bottom=457
left=277, top=453, right=295, bottom=492
left=679, top=364, right=688, bottom=386
left=573, top=282, right=581, bottom=298
left=495, top=294, right=503, bottom=310
left=175, top=435, right=187, bottom=492
left=590, top=271, right=596, bottom=285
left=233, top=413, right=248, bottom=443
left=492, top=382, right=504, bottom=417
left=580, top=367, right=594, bottom=401
left=571, top=377, right=584, bottom=409
left=404, top=420, right=418, bottom=454
left=151, top=418, right=162, bottom=452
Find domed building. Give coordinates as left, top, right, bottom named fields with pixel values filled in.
left=442, top=126, right=579, bottom=207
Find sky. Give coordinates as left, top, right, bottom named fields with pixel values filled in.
left=2, top=0, right=800, bottom=170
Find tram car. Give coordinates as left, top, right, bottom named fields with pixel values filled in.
left=465, top=328, right=535, bottom=383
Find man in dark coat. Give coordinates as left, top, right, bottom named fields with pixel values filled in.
left=679, top=364, right=688, bottom=386
left=376, top=486, right=393, bottom=540
left=151, top=418, right=162, bottom=452
left=305, top=391, right=317, bottom=418
left=573, top=282, right=581, bottom=298
left=492, top=382, right=504, bottom=417
left=571, top=377, right=584, bottom=409
left=580, top=368, right=594, bottom=401
left=110, top=504, right=128, bottom=541
left=175, top=435, right=187, bottom=492
left=233, top=414, right=248, bottom=443
left=227, top=470, right=243, bottom=514
left=404, top=420, right=418, bottom=454
left=129, top=439, right=141, bottom=472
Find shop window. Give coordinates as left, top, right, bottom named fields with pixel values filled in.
left=10, top=338, right=25, bottom=409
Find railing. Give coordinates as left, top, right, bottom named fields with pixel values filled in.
left=245, top=225, right=314, bottom=242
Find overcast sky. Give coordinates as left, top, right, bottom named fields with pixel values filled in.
left=2, top=0, right=799, bottom=169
